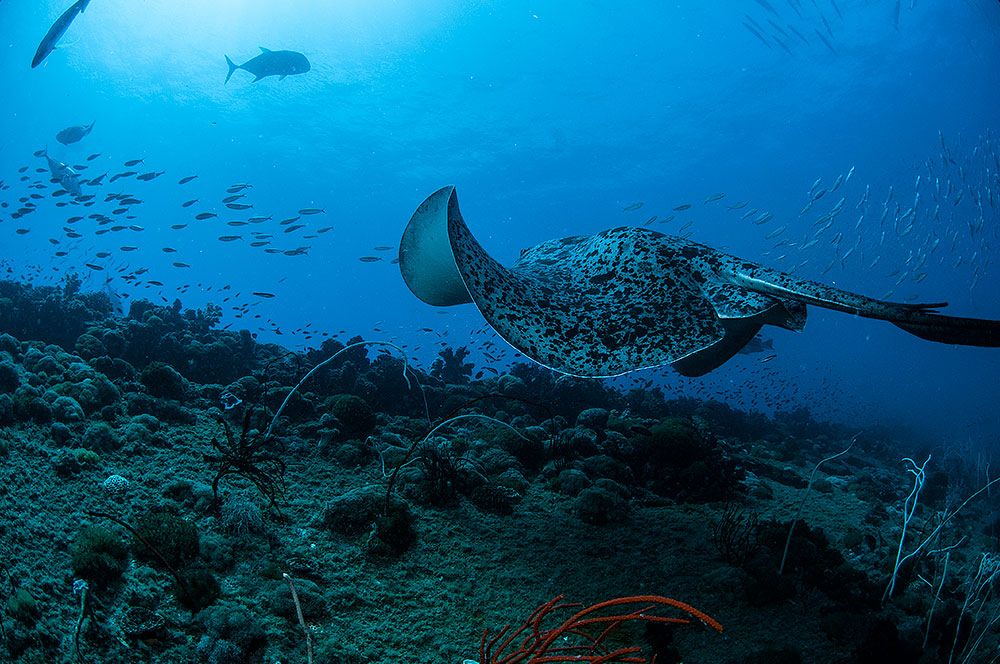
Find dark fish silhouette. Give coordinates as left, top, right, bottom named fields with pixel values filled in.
left=224, top=47, right=310, bottom=84
left=737, top=336, right=774, bottom=355
left=40, top=148, right=74, bottom=179
left=56, top=122, right=94, bottom=145
left=32, top=0, right=92, bottom=68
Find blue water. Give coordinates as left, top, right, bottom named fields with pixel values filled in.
left=2, top=0, right=999, bottom=442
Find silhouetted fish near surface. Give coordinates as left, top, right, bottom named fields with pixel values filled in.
left=299, top=208, right=324, bottom=215
left=32, top=0, right=92, bottom=68
left=224, top=47, right=310, bottom=84
left=178, top=175, right=198, bottom=184
left=56, top=122, right=94, bottom=145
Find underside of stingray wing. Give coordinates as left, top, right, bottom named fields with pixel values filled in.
left=398, top=186, right=473, bottom=307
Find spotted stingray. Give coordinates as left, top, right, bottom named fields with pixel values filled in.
left=399, top=186, right=1000, bottom=377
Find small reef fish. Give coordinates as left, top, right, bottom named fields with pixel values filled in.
left=623, top=202, right=644, bottom=211
left=298, top=208, right=324, bottom=215
left=178, top=175, right=198, bottom=184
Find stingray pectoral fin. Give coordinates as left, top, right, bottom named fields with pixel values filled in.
left=671, top=317, right=764, bottom=377
left=892, top=313, right=1000, bottom=347
left=670, top=281, right=805, bottom=377
left=398, top=185, right=474, bottom=306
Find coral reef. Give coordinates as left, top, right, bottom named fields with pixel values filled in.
left=1, top=278, right=997, bottom=663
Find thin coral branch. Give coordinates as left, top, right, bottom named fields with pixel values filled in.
left=479, top=595, right=723, bottom=664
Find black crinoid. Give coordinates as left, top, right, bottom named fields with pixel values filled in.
left=206, top=404, right=286, bottom=515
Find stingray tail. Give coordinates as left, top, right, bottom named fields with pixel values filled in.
left=732, top=265, right=1000, bottom=347
left=224, top=55, right=239, bottom=85
left=891, top=312, right=1000, bottom=347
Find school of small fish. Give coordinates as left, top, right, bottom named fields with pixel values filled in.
left=621, top=128, right=997, bottom=307
left=0, top=134, right=410, bottom=341
left=740, top=0, right=920, bottom=58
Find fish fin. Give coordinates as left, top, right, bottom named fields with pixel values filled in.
left=78, top=0, right=93, bottom=12
left=279, top=75, right=287, bottom=80
left=224, top=55, right=239, bottom=84
left=259, top=46, right=272, bottom=52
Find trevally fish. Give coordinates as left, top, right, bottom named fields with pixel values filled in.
left=40, top=148, right=75, bottom=180
left=32, top=0, right=93, bottom=69
left=56, top=121, right=95, bottom=145
left=224, top=47, right=310, bottom=84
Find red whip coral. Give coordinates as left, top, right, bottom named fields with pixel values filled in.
left=479, top=594, right=723, bottom=664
